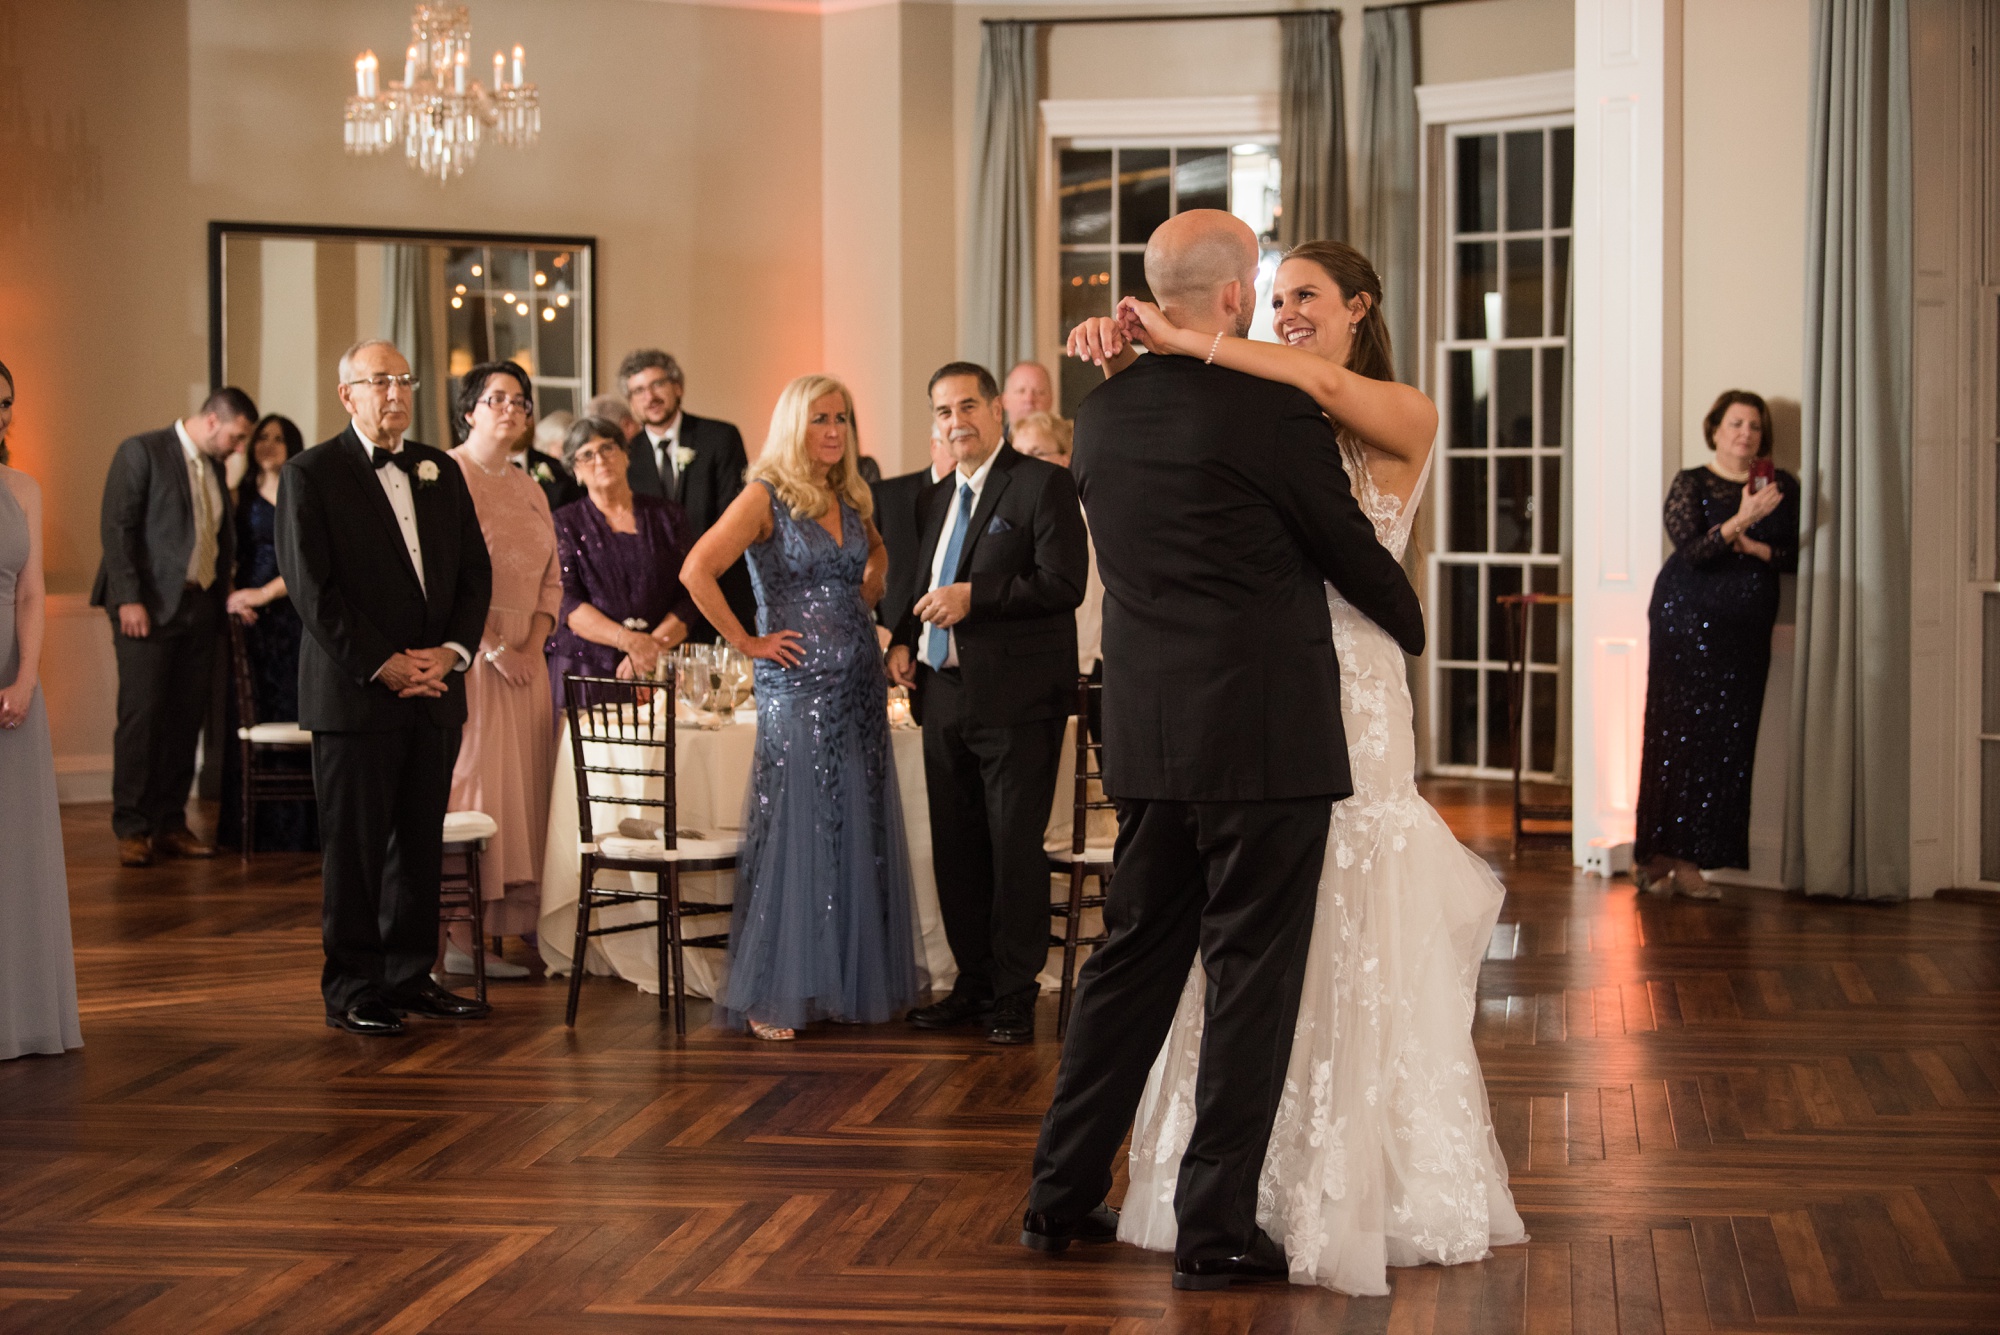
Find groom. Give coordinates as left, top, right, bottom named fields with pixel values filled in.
left=1022, top=211, right=1426, bottom=1288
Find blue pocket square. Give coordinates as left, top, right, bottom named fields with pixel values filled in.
left=986, top=515, right=1015, bottom=535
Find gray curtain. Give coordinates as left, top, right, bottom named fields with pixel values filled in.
left=963, top=22, right=1038, bottom=380
left=381, top=244, right=442, bottom=446
left=1784, top=0, right=1911, bottom=900
left=1279, top=12, right=1346, bottom=248
left=1358, top=6, right=1417, bottom=380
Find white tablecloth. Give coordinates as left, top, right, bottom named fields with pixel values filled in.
left=536, top=713, right=1104, bottom=1003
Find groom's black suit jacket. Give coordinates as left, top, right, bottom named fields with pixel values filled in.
left=276, top=427, right=492, bottom=732
left=1072, top=353, right=1425, bottom=802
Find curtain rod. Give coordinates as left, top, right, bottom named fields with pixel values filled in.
left=980, top=0, right=1473, bottom=27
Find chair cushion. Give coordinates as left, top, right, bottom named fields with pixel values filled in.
left=1046, top=841, right=1117, bottom=864
left=442, top=810, right=499, bottom=844
left=595, top=833, right=742, bottom=863
left=239, top=722, right=312, bottom=746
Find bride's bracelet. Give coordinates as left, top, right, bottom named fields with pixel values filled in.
left=1205, top=331, right=1224, bottom=364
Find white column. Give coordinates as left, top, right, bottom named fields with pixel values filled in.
left=1569, top=0, right=1679, bottom=862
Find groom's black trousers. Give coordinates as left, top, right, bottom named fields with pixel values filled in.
left=1029, top=793, right=1331, bottom=1262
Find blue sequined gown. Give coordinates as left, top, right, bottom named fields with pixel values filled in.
left=717, top=481, right=920, bottom=1030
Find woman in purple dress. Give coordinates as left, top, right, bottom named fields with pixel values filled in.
left=546, top=416, right=699, bottom=713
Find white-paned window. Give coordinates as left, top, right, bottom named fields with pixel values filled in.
left=1427, top=118, right=1573, bottom=777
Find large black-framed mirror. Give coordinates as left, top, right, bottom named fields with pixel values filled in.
left=208, top=222, right=597, bottom=450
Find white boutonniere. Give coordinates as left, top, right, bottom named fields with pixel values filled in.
left=672, top=445, right=696, bottom=471
left=532, top=461, right=554, bottom=483
left=415, top=460, right=440, bottom=487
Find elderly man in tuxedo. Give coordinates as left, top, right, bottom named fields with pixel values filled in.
left=867, top=421, right=953, bottom=634
left=617, top=348, right=752, bottom=642
left=277, top=339, right=493, bottom=1037
left=91, top=386, right=257, bottom=867
left=888, top=362, right=1088, bottom=1045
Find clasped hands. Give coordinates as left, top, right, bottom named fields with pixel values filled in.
left=613, top=616, right=690, bottom=680
left=884, top=582, right=972, bottom=687
left=378, top=646, right=459, bottom=698
left=1066, top=296, right=1180, bottom=366
left=1725, top=480, right=1784, bottom=562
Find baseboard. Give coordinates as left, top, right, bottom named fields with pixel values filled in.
left=55, top=753, right=113, bottom=805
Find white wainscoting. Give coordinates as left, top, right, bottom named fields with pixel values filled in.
left=42, top=594, right=117, bottom=804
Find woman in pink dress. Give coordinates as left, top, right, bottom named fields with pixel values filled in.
left=445, top=361, right=563, bottom=979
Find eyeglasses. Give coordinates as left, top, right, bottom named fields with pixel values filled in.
left=571, top=443, right=624, bottom=466
left=343, top=374, right=419, bottom=392
left=477, top=394, right=532, bottom=413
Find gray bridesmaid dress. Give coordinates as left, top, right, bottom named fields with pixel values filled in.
left=0, top=472, right=81, bottom=1060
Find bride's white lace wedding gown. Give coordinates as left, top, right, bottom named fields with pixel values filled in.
left=1117, top=436, right=1525, bottom=1295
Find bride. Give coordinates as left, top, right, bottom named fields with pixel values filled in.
left=1067, top=239, right=1524, bottom=1296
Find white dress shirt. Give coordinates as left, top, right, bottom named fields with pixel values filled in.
left=643, top=412, right=683, bottom=491
left=353, top=424, right=470, bottom=676
left=922, top=448, right=998, bottom=669
left=172, top=418, right=225, bottom=588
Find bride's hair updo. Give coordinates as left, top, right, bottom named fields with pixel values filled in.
left=1282, top=240, right=1396, bottom=384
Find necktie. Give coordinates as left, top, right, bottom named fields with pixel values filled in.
left=923, top=483, right=975, bottom=671
left=190, top=456, right=217, bottom=589
left=372, top=446, right=413, bottom=473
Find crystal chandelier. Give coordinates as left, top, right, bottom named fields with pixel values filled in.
left=343, top=3, right=539, bottom=183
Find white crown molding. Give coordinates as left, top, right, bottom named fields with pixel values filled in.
left=1415, top=69, right=1574, bottom=126
left=1041, top=94, right=1279, bottom=144
left=639, top=0, right=1298, bottom=15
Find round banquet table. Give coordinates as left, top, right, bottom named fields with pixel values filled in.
left=537, top=711, right=1105, bottom=1006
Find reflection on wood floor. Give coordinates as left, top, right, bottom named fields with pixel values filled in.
left=3, top=787, right=1997, bottom=1333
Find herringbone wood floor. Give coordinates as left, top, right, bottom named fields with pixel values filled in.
left=3, top=788, right=1997, bottom=1334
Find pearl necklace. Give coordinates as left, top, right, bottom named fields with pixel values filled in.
left=464, top=451, right=514, bottom=479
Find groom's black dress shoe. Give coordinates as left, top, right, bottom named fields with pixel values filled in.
left=1172, top=1230, right=1290, bottom=1291
left=1020, top=1204, right=1120, bottom=1254
left=326, top=998, right=405, bottom=1036
left=388, top=978, right=490, bottom=1020
left=906, top=990, right=991, bottom=1029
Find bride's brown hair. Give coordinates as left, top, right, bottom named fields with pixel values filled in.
left=1281, top=240, right=1396, bottom=384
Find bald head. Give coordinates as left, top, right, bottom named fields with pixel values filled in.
left=1142, top=210, right=1261, bottom=337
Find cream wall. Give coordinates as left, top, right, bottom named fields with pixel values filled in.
left=1679, top=0, right=1811, bottom=473
left=2, top=0, right=823, bottom=599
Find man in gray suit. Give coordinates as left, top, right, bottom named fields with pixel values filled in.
left=90, top=387, right=256, bottom=866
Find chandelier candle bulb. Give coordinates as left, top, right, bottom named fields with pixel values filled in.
left=453, top=50, right=467, bottom=93
left=492, top=51, right=505, bottom=89
left=511, top=45, right=524, bottom=87
left=403, top=44, right=417, bottom=87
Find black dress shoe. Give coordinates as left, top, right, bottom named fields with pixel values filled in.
left=906, top=990, right=992, bottom=1029
left=986, top=992, right=1035, bottom=1045
left=1020, top=1204, right=1119, bottom=1254
left=388, top=978, right=491, bottom=1019
left=1172, top=1230, right=1290, bottom=1291
left=326, top=998, right=405, bottom=1036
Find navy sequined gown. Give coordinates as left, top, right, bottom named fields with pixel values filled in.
left=717, top=480, right=920, bottom=1030
left=1634, top=466, right=1799, bottom=869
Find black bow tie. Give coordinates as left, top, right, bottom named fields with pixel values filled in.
left=371, top=446, right=413, bottom=473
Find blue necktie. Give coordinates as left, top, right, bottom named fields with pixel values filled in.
left=924, top=483, right=975, bottom=670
